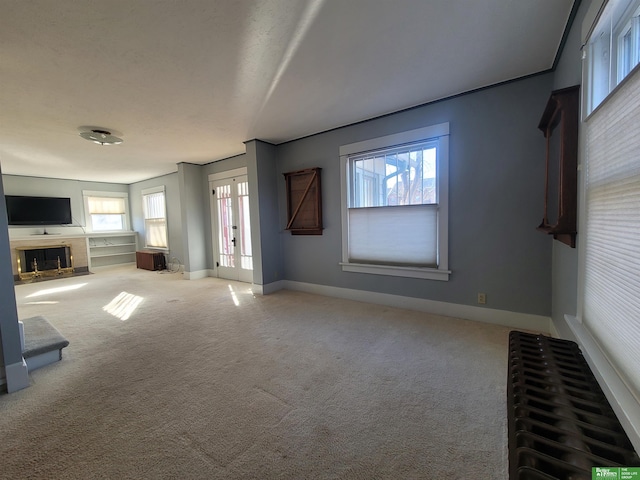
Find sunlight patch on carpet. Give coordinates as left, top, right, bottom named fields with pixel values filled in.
left=228, top=285, right=240, bottom=306
left=26, top=283, right=87, bottom=298
left=103, top=291, right=143, bottom=321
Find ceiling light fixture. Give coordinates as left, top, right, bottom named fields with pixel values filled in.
left=80, top=129, right=123, bottom=145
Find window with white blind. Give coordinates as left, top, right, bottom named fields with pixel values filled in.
left=83, top=191, right=129, bottom=231
left=339, top=123, right=450, bottom=281
left=142, top=186, right=168, bottom=249
left=582, top=65, right=640, bottom=409
left=586, top=0, right=640, bottom=113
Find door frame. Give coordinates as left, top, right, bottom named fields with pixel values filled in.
left=208, top=168, right=252, bottom=282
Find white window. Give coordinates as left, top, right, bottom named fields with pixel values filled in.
left=618, top=14, right=640, bottom=81
left=83, top=191, right=129, bottom=232
left=578, top=0, right=640, bottom=432
left=339, top=123, right=450, bottom=281
left=142, top=186, right=168, bottom=249
left=586, top=0, right=640, bottom=113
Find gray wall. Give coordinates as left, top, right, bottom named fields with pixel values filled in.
left=129, top=172, right=183, bottom=266
left=1, top=175, right=128, bottom=235
left=550, top=0, right=590, bottom=339
left=178, top=163, right=207, bottom=273
left=246, top=140, right=283, bottom=286
left=275, top=73, right=555, bottom=316
left=0, top=166, right=23, bottom=372
left=1, top=41, right=577, bottom=321
left=1, top=172, right=189, bottom=270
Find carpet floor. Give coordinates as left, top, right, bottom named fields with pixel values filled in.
left=1, top=264, right=512, bottom=479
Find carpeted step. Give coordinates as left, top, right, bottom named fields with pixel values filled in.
left=21, top=316, right=69, bottom=371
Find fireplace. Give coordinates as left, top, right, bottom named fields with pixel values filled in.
left=16, top=245, right=74, bottom=280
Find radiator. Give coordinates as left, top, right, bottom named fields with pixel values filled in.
left=508, top=331, right=640, bottom=479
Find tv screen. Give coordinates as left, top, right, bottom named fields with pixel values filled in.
left=5, top=195, right=72, bottom=225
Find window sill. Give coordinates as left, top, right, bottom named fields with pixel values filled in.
left=339, top=262, right=450, bottom=281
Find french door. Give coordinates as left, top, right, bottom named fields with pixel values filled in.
left=210, top=173, right=253, bottom=283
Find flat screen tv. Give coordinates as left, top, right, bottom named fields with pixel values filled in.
left=5, top=195, right=73, bottom=225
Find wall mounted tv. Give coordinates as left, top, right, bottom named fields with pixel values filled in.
left=5, top=195, right=73, bottom=225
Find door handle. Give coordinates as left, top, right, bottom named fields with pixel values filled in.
left=232, top=237, right=236, bottom=247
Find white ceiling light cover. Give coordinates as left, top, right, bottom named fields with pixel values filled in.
left=80, top=129, right=123, bottom=146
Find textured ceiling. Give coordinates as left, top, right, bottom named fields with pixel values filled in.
left=0, top=0, right=575, bottom=184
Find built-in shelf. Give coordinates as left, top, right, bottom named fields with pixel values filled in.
left=87, top=232, right=137, bottom=270
left=90, top=243, right=136, bottom=249
left=90, top=252, right=137, bottom=258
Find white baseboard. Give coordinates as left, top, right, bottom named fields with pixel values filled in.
left=275, top=280, right=551, bottom=333
left=25, top=350, right=62, bottom=372
left=183, top=269, right=213, bottom=280
left=564, top=314, right=640, bottom=452
left=166, top=262, right=184, bottom=273
left=549, top=320, right=560, bottom=338
left=4, top=358, right=29, bottom=393
left=252, top=280, right=286, bottom=296
left=18, top=320, right=25, bottom=351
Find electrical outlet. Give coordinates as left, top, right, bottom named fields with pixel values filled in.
left=477, top=293, right=487, bottom=305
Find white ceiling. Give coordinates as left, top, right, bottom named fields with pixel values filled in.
left=0, top=0, right=575, bottom=184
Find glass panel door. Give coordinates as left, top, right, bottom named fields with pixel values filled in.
left=211, top=175, right=253, bottom=283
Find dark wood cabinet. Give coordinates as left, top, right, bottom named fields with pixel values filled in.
left=136, top=250, right=166, bottom=271
left=284, top=167, right=323, bottom=235
left=537, top=85, right=579, bottom=248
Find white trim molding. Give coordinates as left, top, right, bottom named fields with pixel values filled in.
left=549, top=320, right=560, bottom=339
left=208, top=167, right=250, bottom=283
left=251, top=280, right=286, bottom=296
left=183, top=269, right=212, bottom=280
left=338, top=123, right=450, bottom=157
left=339, top=123, right=451, bottom=281
left=140, top=185, right=165, bottom=196
left=208, top=167, right=248, bottom=182
left=564, top=314, right=640, bottom=452
left=262, top=279, right=551, bottom=332
left=4, top=358, right=30, bottom=393
left=339, top=262, right=451, bottom=281
left=82, top=190, right=130, bottom=233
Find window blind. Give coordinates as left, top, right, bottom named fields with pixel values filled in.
left=87, top=196, right=126, bottom=214
left=584, top=67, right=640, bottom=401
left=348, top=204, right=438, bottom=266
left=143, top=192, right=166, bottom=219
left=143, top=191, right=167, bottom=248
left=145, top=219, right=167, bottom=248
